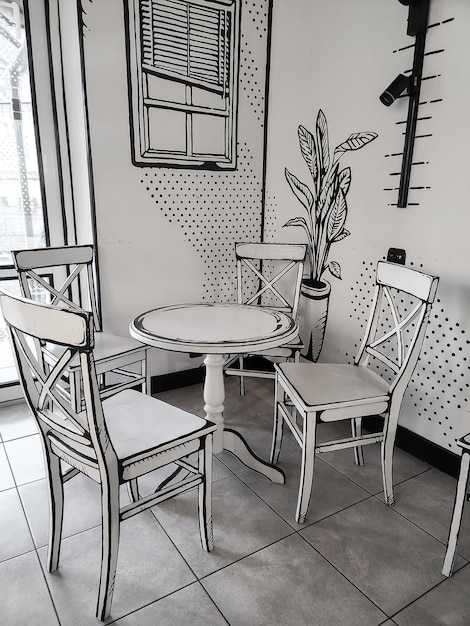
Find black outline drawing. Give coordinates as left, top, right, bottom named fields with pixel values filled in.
left=125, top=0, right=240, bottom=169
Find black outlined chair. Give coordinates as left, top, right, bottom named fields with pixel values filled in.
left=442, top=436, right=470, bottom=577
left=224, top=242, right=307, bottom=394
left=12, top=245, right=151, bottom=411
left=0, top=290, right=216, bottom=621
left=270, top=261, right=438, bottom=523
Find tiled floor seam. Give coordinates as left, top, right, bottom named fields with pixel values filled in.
left=387, top=563, right=470, bottom=622
left=33, top=547, right=63, bottom=626
left=295, top=532, right=391, bottom=621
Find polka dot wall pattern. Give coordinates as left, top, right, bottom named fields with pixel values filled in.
left=140, top=0, right=270, bottom=302
left=345, top=260, right=470, bottom=454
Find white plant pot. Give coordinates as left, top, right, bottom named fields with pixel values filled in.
left=299, top=279, right=331, bottom=362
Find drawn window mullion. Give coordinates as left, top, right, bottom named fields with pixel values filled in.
left=186, top=84, right=193, bottom=156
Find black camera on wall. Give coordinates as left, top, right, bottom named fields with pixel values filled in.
left=379, top=74, right=410, bottom=106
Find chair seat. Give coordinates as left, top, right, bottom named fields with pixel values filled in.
left=54, top=389, right=215, bottom=482
left=275, top=362, right=390, bottom=419
left=103, top=390, right=215, bottom=474
left=45, top=331, right=147, bottom=371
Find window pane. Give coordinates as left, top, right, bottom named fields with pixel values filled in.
left=0, top=279, right=21, bottom=384
left=0, top=0, right=47, bottom=391
left=193, top=113, right=226, bottom=156
left=147, top=73, right=186, bottom=103
left=0, top=1, right=46, bottom=267
left=148, top=107, right=187, bottom=152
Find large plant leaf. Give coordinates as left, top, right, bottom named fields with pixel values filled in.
left=327, top=260, right=342, bottom=279
left=316, top=109, right=330, bottom=177
left=285, top=168, right=314, bottom=212
left=326, top=188, right=347, bottom=242
left=338, top=167, right=351, bottom=196
left=331, top=228, right=350, bottom=243
left=282, top=217, right=312, bottom=246
left=298, top=125, right=318, bottom=186
left=333, top=131, right=378, bottom=159
left=318, top=162, right=339, bottom=222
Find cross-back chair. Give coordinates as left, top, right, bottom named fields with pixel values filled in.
left=442, top=435, right=470, bottom=577
left=12, top=245, right=150, bottom=411
left=0, top=289, right=216, bottom=621
left=224, top=242, right=307, bottom=395
left=270, top=261, right=438, bottom=523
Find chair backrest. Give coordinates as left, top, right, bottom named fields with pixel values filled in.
left=355, top=261, right=439, bottom=399
left=235, top=242, right=307, bottom=320
left=12, top=245, right=102, bottom=332
left=0, top=289, right=115, bottom=477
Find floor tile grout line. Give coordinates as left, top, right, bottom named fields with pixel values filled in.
left=194, top=581, right=232, bottom=625
left=296, top=532, right=391, bottom=621
left=104, top=580, right=229, bottom=626
left=368, top=473, right=470, bottom=554
left=32, top=546, right=63, bottom=626
left=387, top=561, right=470, bottom=622
left=3, top=435, right=63, bottom=624
left=1, top=382, right=466, bottom=624
left=230, top=459, right=375, bottom=530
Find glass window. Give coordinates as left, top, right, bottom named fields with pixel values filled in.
left=0, top=0, right=65, bottom=399
left=0, top=0, right=46, bottom=267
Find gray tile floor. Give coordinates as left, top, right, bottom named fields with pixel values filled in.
left=1, top=376, right=470, bottom=625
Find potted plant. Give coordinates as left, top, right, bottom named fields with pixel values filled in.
left=284, top=109, right=377, bottom=360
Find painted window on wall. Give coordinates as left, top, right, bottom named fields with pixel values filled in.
left=126, top=0, right=240, bottom=168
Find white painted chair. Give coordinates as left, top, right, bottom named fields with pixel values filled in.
left=442, top=436, right=470, bottom=577
left=224, top=242, right=307, bottom=394
left=12, top=245, right=151, bottom=411
left=0, top=290, right=216, bottom=621
left=270, top=261, right=438, bottom=523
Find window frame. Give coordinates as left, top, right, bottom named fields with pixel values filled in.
left=126, top=0, right=240, bottom=169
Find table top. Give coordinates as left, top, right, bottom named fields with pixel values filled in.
left=130, top=302, right=298, bottom=354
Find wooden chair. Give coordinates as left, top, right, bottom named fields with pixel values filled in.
left=270, top=261, right=438, bottom=523
left=12, top=245, right=151, bottom=411
left=442, top=436, right=470, bottom=577
left=224, top=242, right=307, bottom=394
left=0, top=289, right=216, bottom=621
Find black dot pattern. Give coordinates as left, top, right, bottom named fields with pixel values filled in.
left=139, top=0, right=269, bottom=302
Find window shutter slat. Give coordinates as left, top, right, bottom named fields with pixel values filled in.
left=141, top=0, right=230, bottom=92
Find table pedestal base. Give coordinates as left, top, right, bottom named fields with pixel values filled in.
left=202, top=354, right=284, bottom=483
left=223, top=429, right=285, bottom=483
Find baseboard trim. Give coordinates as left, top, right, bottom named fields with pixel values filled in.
left=395, top=426, right=460, bottom=478
left=151, top=366, right=205, bottom=394
left=364, top=416, right=460, bottom=479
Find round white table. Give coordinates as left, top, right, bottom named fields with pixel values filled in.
left=130, top=303, right=298, bottom=483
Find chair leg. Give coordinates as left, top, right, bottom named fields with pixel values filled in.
left=70, top=370, right=82, bottom=413
left=127, top=479, right=140, bottom=502
left=239, top=355, right=245, bottom=396
left=198, top=434, right=214, bottom=552
left=143, top=349, right=151, bottom=395
left=46, top=452, right=64, bottom=572
left=296, top=412, right=317, bottom=524
left=381, top=424, right=396, bottom=506
left=96, top=476, right=120, bottom=621
left=270, top=378, right=284, bottom=464
left=442, top=451, right=470, bottom=577
left=351, top=418, right=364, bottom=466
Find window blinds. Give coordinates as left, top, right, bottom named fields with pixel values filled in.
left=140, top=0, right=231, bottom=93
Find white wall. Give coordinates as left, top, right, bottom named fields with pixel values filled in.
left=79, top=0, right=271, bottom=375
left=264, top=0, right=470, bottom=453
